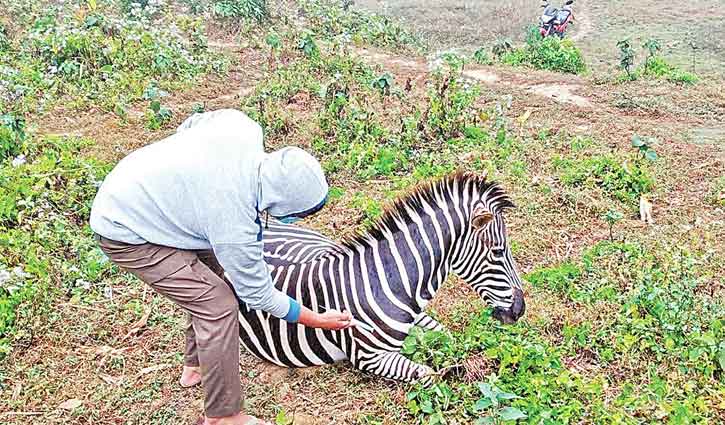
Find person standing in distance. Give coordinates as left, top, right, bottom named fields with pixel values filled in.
left=90, top=109, right=352, bottom=425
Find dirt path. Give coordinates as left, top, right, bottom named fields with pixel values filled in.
left=571, top=1, right=593, bottom=42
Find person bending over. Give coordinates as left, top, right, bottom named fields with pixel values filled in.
left=90, top=109, right=352, bottom=425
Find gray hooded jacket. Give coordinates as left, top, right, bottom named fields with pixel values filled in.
left=90, top=109, right=328, bottom=320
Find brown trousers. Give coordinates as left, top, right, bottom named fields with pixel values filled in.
left=96, top=234, right=242, bottom=418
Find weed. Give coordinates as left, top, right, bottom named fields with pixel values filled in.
left=554, top=153, right=654, bottom=206
left=472, top=47, right=493, bottom=65
left=299, top=0, right=424, bottom=52
left=631, top=134, right=657, bottom=161
left=1, top=10, right=225, bottom=114
left=642, top=38, right=661, bottom=73
left=603, top=209, right=624, bottom=242
left=0, top=113, right=26, bottom=161
left=491, top=38, right=513, bottom=60
left=501, top=34, right=585, bottom=74
left=0, top=134, right=110, bottom=357
left=211, top=0, right=268, bottom=23
left=617, top=39, right=636, bottom=80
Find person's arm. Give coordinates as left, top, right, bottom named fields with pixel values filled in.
left=213, top=241, right=352, bottom=330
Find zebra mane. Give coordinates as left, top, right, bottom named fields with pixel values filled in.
left=342, top=171, right=513, bottom=249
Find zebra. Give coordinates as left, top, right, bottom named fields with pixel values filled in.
left=237, top=172, right=526, bottom=382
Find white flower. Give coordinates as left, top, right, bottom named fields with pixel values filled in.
left=76, top=279, right=91, bottom=290
left=12, top=154, right=26, bottom=167
left=103, top=286, right=113, bottom=299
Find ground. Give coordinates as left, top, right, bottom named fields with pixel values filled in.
left=1, top=0, right=724, bottom=424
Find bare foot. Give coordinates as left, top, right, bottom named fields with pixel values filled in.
left=179, top=366, right=202, bottom=388
left=203, top=413, right=271, bottom=425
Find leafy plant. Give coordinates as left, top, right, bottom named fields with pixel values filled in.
left=642, top=38, right=661, bottom=74
left=2, top=10, right=225, bottom=114
left=554, top=153, right=654, bottom=206
left=146, top=100, right=173, bottom=130
left=474, top=380, right=527, bottom=424
left=492, top=38, right=513, bottom=59
left=299, top=0, right=424, bottom=52
left=371, top=73, right=393, bottom=96
left=631, top=134, right=657, bottom=161
left=472, top=47, right=493, bottom=65
left=501, top=36, right=585, bottom=74
left=297, top=32, right=320, bottom=59
left=603, top=209, right=624, bottom=242
left=617, top=38, right=636, bottom=79
left=0, top=114, right=26, bottom=161
left=212, top=0, right=268, bottom=22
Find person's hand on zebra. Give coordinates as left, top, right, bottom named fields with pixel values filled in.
left=299, top=307, right=353, bottom=330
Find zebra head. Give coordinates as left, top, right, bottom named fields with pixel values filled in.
left=451, top=176, right=525, bottom=324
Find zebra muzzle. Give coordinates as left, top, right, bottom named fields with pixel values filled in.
left=491, top=288, right=526, bottom=324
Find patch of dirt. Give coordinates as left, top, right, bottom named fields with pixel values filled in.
left=528, top=83, right=593, bottom=107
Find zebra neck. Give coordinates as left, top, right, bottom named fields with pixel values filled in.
left=362, top=201, right=459, bottom=311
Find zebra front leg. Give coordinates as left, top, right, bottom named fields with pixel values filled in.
left=354, top=350, right=435, bottom=384
left=412, top=311, right=446, bottom=332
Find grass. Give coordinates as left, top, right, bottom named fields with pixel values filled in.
left=1, top=0, right=724, bottom=423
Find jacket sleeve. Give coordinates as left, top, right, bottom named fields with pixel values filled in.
left=212, top=241, right=300, bottom=322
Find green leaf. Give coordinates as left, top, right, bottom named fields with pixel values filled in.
left=275, top=409, right=293, bottom=425
left=100, top=64, right=113, bottom=74
left=477, top=383, right=494, bottom=399
left=499, top=407, right=527, bottom=421
left=150, top=100, right=161, bottom=113
left=475, top=398, right=493, bottom=411
left=475, top=418, right=495, bottom=425
left=645, top=149, right=658, bottom=161
left=421, top=400, right=434, bottom=414
left=718, top=348, right=725, bottom=371
left=497, top=392, right=519, bottom=401
left=631, top=135, right=645, bottom=147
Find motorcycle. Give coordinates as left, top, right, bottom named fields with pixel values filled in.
left=539, top=0, right=574, bottom=38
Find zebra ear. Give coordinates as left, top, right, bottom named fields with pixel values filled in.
left=471, top=207, right=494, bottom=229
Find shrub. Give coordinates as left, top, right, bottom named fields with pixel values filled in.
left=617, top=38, right=635, bottom=79
left=212, top=0, right=268, bottom=23
left=472, top=47, right=493, bottom=65
left=501, top=36, right=585, bottom=74
left=554, top=154, right=654, bottom=205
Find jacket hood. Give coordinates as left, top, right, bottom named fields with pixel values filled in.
left=258, top=147, right=328, bottom=217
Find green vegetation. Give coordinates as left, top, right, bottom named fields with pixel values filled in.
left=0, top=136, right=110, bottom=356
left=403, top=239, right=724, bottom=424
left=616, top=37, right=698, bottom=84
left=500, top=29, right=586, bottom=74
left=300, top=0, right=424, bottom=52
left=553, top=153, right=654, bottom=206
left=0, top=6, right=224, bottom=114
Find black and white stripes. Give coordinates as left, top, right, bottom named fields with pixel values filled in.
left=236, top=172, right=526, bottom=382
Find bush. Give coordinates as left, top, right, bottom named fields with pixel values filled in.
left=212, top=0, right=268, bottom=22
left=299, top=0, right=424, bottom=52
left=554, top=154, right=654, bottom=205
left=2, top=11, right=224, bottom=113
left=501, top=36, right=585, bottom=74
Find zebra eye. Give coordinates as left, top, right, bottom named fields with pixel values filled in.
left=490, top=248, right=505, bottom=257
